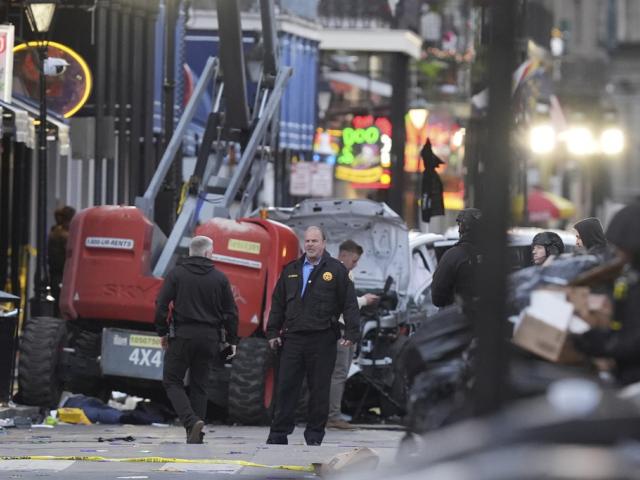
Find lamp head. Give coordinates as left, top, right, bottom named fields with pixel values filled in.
left=24, top=0, right=58, bottom=34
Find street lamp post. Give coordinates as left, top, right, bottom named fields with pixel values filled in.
left=24, top=0, right=57, bottom=317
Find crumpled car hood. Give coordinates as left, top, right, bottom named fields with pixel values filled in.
left=272, top=199, right=410, bottom=300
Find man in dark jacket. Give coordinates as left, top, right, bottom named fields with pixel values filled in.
left=266, top=226, right=360, bottom=446
left=572, top=203, right=640, bottom=385
left=155, top=235, right=238, bottom=444
left=574, top=217, right=609, bottom=256
left=432, top=208, right=482, bottom=309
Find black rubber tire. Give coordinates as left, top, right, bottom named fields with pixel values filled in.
left=18, top=316, right=67, bottom=408
left=227, top=337, right=274, bottom=425
left=64, top=327, right=105, bottom=398
left=70, top=327, right=101, bottom=357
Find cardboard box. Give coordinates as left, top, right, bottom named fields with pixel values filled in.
left=538, top=286, right=612, bottom=329
left=512, top=290, right=586, bottom=363
left=513, top=312, right=584, bottom=363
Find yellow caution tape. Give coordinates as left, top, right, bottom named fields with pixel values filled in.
left=0, top=455, right=314, bottom=472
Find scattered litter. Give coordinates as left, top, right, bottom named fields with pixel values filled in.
left=0, top=419, right=13, bottom=427
left=116, top=476, right=148, bottom=479
left=313, top=447, right=380, bottom=477
left=45, top=415, right=58, bottom=426
left=97, top=436, right=135, bottom=443
left=228, top=451, right=243, bottom=455
left=32, top=424, right=54, bottom=429
left=151, top=423, right=169, bottom=427
left=58, top=408, right=91, bottom=425
left=138, top=450, right=151, bottom=453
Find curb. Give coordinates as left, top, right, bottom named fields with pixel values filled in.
left=0, top=405, right=40, bottom=420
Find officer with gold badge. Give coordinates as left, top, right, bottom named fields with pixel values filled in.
left=266, top=226, right=360, bottom=446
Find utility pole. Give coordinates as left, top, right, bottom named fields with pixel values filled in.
left=94, top=0, right=109, bottom=206
left=473, top=0, right=516, bottom=416
left=156, top=0, right=180, bottom=235
left=387, top=0, right=408, bottom=218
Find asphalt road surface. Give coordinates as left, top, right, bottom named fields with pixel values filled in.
left=0, top=423, right=403, bottom=479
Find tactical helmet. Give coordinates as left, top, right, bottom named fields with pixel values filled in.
left=532, top=231, right=565, bottom=257
left=456, top=208, right=482, bottom=235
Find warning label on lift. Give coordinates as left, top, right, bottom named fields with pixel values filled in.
left=85, top=237, right=135, bottom=250
left=129, top=335, right=162, bottom=349
left=227, top=239, right=261, bottom=255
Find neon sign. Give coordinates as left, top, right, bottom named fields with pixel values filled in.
left=330, top=116, right=392, bottom=188
left=338, top=126, right=380, bottom=165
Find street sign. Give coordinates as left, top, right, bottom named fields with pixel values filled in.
left=0, top=25, right=14, bottom=103
left=310, top=163, right=334, bottom=197
left=289, top=162, right=334, bottom=197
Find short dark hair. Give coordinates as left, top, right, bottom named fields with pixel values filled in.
left=339, top=239, right=363, bottom=256
left=54, top=206, right=76, bottom=225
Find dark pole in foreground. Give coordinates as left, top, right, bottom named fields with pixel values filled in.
left=473, top=0, right=516, bottom=416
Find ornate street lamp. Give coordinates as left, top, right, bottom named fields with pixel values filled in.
left=24, top=0, right=58, bottom=316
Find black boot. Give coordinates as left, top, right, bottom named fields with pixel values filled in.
left=186, top=420, right=205, bottom=444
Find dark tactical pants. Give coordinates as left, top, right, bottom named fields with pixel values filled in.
left=267, top=328, right=338, bottom=445
left=162, top=333, right=216, bottom=429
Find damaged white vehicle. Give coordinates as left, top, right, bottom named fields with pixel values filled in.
left=261, top=198, right=441, bottom=419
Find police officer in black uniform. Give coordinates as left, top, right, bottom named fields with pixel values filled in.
left=155, top=235, right=238, bottom=444
left=432, top=208, right=483, bottom=309
left=266, top=226, right=360, bottom=446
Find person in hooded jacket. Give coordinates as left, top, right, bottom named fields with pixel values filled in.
left=572, top=203, right=640, bottom=386
left=574, top=217, right=609, bottom=257
left=531, top=231, right=565, bottom=266
left=155, top=235, right=238, bottom=444
left=432, top=208, right=483, bottom=309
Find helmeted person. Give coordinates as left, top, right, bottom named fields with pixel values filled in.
left=574, top=217, right=609, bottom=256
left=432, top=208, right=482, bottom=308
left=531, top=231, right=565, bottom=266
left=572, top=203, right=640, bottom=385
